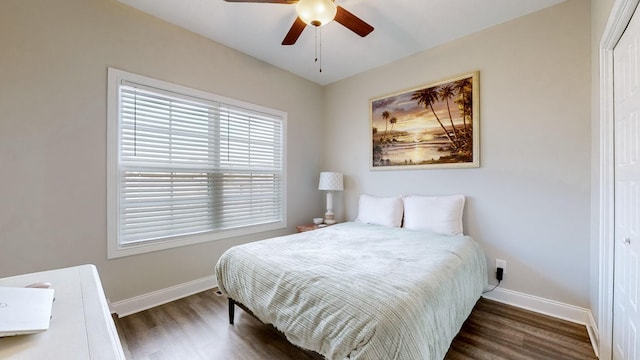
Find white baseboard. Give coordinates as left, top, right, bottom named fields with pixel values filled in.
left=109, top=277, right=600, bottom=357
left=110, top=275, right=217, bottom=317
left=482, top=287, right=599, bottom=357
left=586, top=310, right=600, bottom=358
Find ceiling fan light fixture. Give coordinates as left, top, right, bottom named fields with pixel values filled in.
left=296, top=0, right=337, bottom=27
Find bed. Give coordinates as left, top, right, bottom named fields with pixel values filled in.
left=215, top=221, right=487, bottom=360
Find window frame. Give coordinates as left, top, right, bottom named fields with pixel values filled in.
left=107, top=68, right=287, bottom=259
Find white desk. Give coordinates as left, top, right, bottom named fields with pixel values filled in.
left=0, top=264, right=125, bottom=359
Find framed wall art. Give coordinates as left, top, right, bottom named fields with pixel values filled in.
left=370, top=71, right=479, bottom=170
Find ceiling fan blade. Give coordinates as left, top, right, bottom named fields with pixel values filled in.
left=224, top=0, right=297, bottom=3
left=282, top=17, right=306, bottom=45
left=334, top=6, right=374, bottom=37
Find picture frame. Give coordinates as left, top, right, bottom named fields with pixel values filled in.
left=370, top=71, right=479, bottom=170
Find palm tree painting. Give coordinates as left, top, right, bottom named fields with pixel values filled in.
left=370, top=71, right=479, bottom=169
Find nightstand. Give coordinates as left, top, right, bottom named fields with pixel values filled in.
left=296, top=223, right=332, bottom=233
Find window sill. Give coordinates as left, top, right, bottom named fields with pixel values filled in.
left=107, top=221, right=286, bottom=259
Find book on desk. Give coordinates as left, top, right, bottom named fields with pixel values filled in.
left=0, top=286, right=55, bottom=337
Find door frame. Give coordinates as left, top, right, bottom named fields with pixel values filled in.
left=600, top=1, right=640, bottom=359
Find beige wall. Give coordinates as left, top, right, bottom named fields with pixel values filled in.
left=0, top=0, right=599, bottom=312
left=323, top=0, right=591, bottom=307
left=0, top=0, right=325, bottom=302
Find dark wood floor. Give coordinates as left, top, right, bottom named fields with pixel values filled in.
left=114, top=289, right=596, bottom=360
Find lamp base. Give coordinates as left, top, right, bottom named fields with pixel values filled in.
left=324, top=212, right=335, bottom=225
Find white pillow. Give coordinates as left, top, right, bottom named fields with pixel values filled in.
left=355, top=194, right=404, bottom=228
left=402, top=195, right=465, bottom=235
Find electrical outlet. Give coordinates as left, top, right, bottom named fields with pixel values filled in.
left=495, top=259, right=507, bottom=274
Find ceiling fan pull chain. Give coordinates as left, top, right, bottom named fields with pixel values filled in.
left=312, top=26, right=321, bottom=73
left=319, top=27, right=322, bottom=73
left=314, top=27, right=318, bottom=64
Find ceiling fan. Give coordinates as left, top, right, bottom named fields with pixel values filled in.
left=224, top=0, right=374, bottom=45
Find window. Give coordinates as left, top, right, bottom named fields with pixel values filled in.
left=107, top=68, right=286, bottom=258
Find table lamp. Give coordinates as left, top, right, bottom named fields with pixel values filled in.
left=318, top=172, right=343, bottom=225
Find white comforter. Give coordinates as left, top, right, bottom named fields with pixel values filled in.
left=215, top=222, right=487, bottom=360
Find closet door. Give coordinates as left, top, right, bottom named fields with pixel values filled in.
left=613, top=5, right=640, bottom=359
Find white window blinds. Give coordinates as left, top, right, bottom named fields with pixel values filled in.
left=112, top=74, right=284, bottom=249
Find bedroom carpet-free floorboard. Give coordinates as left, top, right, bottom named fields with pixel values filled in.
left=113, top=290, right=596, bottom=360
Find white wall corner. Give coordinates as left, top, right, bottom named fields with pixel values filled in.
left=482, top=287, right=598, bottom=357
left=110, top=275, right=217, bottom=317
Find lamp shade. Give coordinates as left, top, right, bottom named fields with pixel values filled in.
left=296, top=0, right=337, bottom=27
left=318, top=172, right=343, bottom=191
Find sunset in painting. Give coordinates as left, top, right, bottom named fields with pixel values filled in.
left=371, top=73, right=477, bottom=168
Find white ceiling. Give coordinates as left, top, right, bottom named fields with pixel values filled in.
left=119, top=0, right=566, bottom=85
